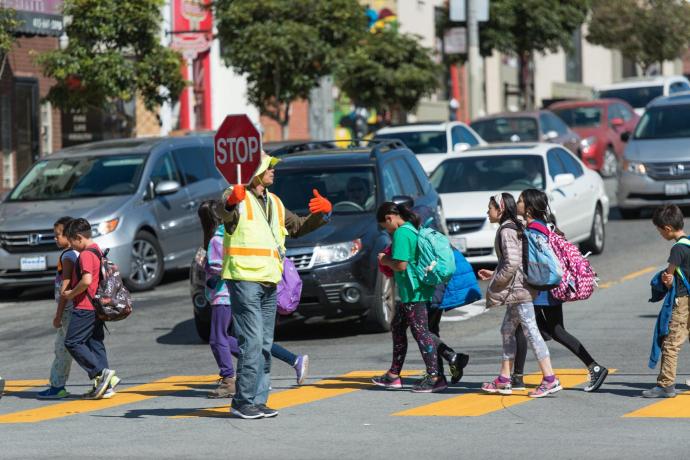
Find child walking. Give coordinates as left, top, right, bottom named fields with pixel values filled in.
left=478, top=193, right=561, bottom=398
left=644, top=204, right=690, bottom=398
left=373, top=202, right=446, bottom=393
left=37, top=216, right=79, bottom=399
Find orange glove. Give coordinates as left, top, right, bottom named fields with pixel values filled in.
left=226, top=185, right=246, bottom=206
left=308, top=189, right=332, bottom=214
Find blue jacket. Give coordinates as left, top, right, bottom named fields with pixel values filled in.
left=431, top=249, right=482, bottom=310
left=648, top=270, right=679, bottom=369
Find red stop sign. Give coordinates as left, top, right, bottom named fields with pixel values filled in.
left=214, top=114, right=262, bottom=184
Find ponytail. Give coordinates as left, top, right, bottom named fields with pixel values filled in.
left=198, top=200, right=221, bottom=250
left=376, top=201, right=421, bottom=229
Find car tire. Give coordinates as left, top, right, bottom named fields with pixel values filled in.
left=367, top=273, right=395, bottom=332
left=194, top=313, right=211, bottom=343
left=0, top=287, right=23, bottom=300
left=581, top=205, right=605, bottom=255
left=619, top=208, right=641, bottom=220
left=125, top=231, right=164, bottom=292
left=600, top=148, right=618, bottom=178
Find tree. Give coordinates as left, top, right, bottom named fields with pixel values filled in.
left=588, top=0, right=690, bottom=76
left=0, top=7, right=20, bottom=79
left=479, top=0, right=590, bottom=109
left=214, top=0, right=368, bottom=140
left=38, top=0, right=185, bottom=115
left=335, top=29, right=441, bottom=123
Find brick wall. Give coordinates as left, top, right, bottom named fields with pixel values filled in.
left=260, top=99, right=310, bottom=142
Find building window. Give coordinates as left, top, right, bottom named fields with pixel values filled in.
left=565, top=29, right=582, bottom=83
left=41, top=101, right=53, bottom=156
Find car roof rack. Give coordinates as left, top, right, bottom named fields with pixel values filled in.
left=268, top=138, right=408, bottom=157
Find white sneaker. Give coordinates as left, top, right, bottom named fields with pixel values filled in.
left=102, top=388, right=116, bottom=399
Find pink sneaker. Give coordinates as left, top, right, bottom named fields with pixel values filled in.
left=481, top=377, right=512, bottom=395
left=372, top=373, right=403, bottom=390
left=529, top=378, right=562, bottom=398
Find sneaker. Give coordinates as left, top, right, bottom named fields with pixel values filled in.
left=642, top=385, right=676, bottom=398
left=230, top=402, right=264, bottom=419
left=109, top=375, right=122, bottom=392
left=82, top=378, right=98, bottom=399
left=449, top=353, right=470, bottom=384
left=529, top=378, right=562, bottom=398
left=208, top=377, right=236, bottom=399
left=511, top=374, right=526, bottom=391
left=37, top=386, right=70, bottom=400
left=371, top=373, right=403, bottom=390
left=294, top=355, right=309, bottom=385
left=256, top=404, right=279, bottom=418
left=584, top=364, right=608, bottom=393
left=102, top=388, right=116, bottom=399
left=93, top=369, right=115, bottom=399
left=412, top=374, right=448, bottom=393
left=482, top=377, right=512, bottom=395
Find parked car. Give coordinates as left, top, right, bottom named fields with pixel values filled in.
left=265, top=140, right=337, bottom=156
left=550, top=99, right=639, bottom=177
left=189, top=140, right=445, bottom=336
left=470, top=110, right=582, bottom=155
left=617, top=92, right=690, bottom=219
left=0, top=136, right=224, bottom=295
left=375, top=122, right=486, bottom=174
left=595, top=76, right=690, bottom=116
left=429, top=143, right=609, bottom=265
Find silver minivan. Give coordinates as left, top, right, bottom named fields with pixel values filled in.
left=618, top=92, right=690, bottom=219
left=0, top=136, right=225, bottom=294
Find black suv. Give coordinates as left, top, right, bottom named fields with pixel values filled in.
left=190, top=140, right=445, bottom=339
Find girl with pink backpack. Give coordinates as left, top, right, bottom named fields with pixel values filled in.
left=511, top=189, right=608, bottom=393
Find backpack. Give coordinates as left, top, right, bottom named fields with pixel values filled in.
left=277, top=257, right=302, bottom=315
left=77, top=248, right=133, bottom=321
left=523, top=223, right=563, bottom=290
left=404, top=220, right=456, bottom=289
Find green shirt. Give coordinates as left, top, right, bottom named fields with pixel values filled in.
left=392, top=222, right=435, bottom=303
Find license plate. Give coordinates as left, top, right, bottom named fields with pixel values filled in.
left=665, top=183, right=688, bottom=196
left=20, top=256, right=47, bottom=272
left=451, top=237, right=467, bottom=253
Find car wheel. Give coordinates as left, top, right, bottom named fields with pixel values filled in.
left=125, top=231, right=164, bottom=292
left=600, top=148, right=619, bottom=178
left=367, top=273, right=395, bottom=332
left=619, top=208, right=641, bottom=220
left=194, top=312, right=211, bottom=343
left=0, top=287, right=23, bottom=300
left=581, top=205, right=605, bottom=255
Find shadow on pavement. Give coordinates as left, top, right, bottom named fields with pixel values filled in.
left=156, top=319, right=206, bottom=346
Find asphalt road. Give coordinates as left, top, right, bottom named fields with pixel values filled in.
left=2, top=179, right=690, bottom=459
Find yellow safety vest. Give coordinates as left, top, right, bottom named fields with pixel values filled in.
left=222, top=191, right=287, bottom=284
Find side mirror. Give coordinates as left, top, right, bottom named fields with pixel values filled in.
left=391, top=195, right=414, bottom=209
left=620, top=131, right=631, bottom=143
left=553, top=173, right=575, bottom=188
left=453, top=142, right=470, bottom=153
left=610, top=117, right=624, bottom=128
left=154, top=180, right=181, bottom=196
left=544, top=130, right=559, bottom=141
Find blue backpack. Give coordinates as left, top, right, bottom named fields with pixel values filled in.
left=404, top=220, right=456, bottom=290
left=523, top=225, right=563, bottom=290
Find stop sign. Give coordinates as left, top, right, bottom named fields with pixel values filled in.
left=214, top=114, right=262, bottom=184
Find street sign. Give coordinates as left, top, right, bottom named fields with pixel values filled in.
left=444, top=27, right=467, bottom=54
left=214, top=114, right=262, bottom=184
left=449, top=0, right=489, bottom=22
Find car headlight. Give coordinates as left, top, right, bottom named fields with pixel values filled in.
left=580, top=136, right=597, bottom=155
left=622, top=160, right=646, bottom=175
left=91, top=218, right=120, bottom=238
left=312, top=239, right=362, bottom=267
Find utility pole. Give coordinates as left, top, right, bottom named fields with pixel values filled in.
left=467, top=0, right=484, bottom=119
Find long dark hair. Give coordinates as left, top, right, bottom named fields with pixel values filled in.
left=490, top=192, right=523, bottom=235
left=376, top=201, right=421, bottom=229
left=198, top=200, right=221, bottom=249
left=521, top=188, right=565, bottom=236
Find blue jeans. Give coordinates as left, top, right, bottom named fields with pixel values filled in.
left=64, top=309, right=108, bottom=380
left=272, top=342, right=297, bottom=366
left=228, top=280, right=277, bottom=406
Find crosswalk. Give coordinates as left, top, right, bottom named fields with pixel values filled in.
left=0, top=368, right=686, bottom=423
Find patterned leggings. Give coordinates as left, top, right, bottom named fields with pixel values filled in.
left=501, top=302, right=550, bottom=362
left=389, top=302, right=440, bottom=376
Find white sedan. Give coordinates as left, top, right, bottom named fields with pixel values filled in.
left=430, top=143, right=610, bottom=264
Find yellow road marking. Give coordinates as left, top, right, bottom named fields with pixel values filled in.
left=3, top=380, right=48, bottom=393
left=0, top=375, right=218, bottom=424
left=173, top=370, right=421, bottom=419
left=624, top=390, right=690, bottom=418
left=394, top=369, right=612, bottom=417
left=620, top=266, right=657, bottom=282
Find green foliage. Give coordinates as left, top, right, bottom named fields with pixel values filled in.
left=214, top=0, right=368, bottom=130
left=0, top=7, right=20, bottom=56
left=335, top=29, right=441, bottom=114
left=38, top=0, right=185, bottom=112
left=588, top=0, right=690, bottom=74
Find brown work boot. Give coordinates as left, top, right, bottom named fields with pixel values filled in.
left=207, top=377, right=236, bottom=399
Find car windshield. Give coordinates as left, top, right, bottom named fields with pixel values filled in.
left=597, top=86, right=663, bottom=109
left=430, top=155, right=545, bottom=193
left=376, top=131, right=447, bottom=154
left=470, top=117, right=539, bottom=143
left=633, top=104, right=690, bottom=140
left=272, top=167, right=377, bottom=214
left=552, top=107, right=602, bottom=128
left=8, top=154, right=146, bottom=201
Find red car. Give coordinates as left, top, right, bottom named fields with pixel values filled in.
left=550, top=99, right=639, bottom=177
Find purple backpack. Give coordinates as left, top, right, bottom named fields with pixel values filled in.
left=277, top=257, right=302, bottom=315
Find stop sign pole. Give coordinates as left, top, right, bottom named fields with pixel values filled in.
left=214, top=114, right=262, bottom=185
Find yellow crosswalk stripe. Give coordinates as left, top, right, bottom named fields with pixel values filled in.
left=173, top=370, right=422, bottom=419
left=394, top=369, right=598, bottom=417
left=0, top=375, right=218, bottom=424
left=3, top=380, right=48, bottom=393
left=623, top=390, right=690, bottom=418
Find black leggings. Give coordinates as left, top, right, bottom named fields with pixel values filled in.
left=427, top=309, right=457, bottom=377
left=514, top=304, right=595, bottom=375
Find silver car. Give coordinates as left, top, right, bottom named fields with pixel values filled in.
left=618, top=92, right=690, bottom=219
left=0, top=136, right=225, bottom=294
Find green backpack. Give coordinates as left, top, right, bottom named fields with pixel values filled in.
left=404, top=220, right=456, bottom=290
